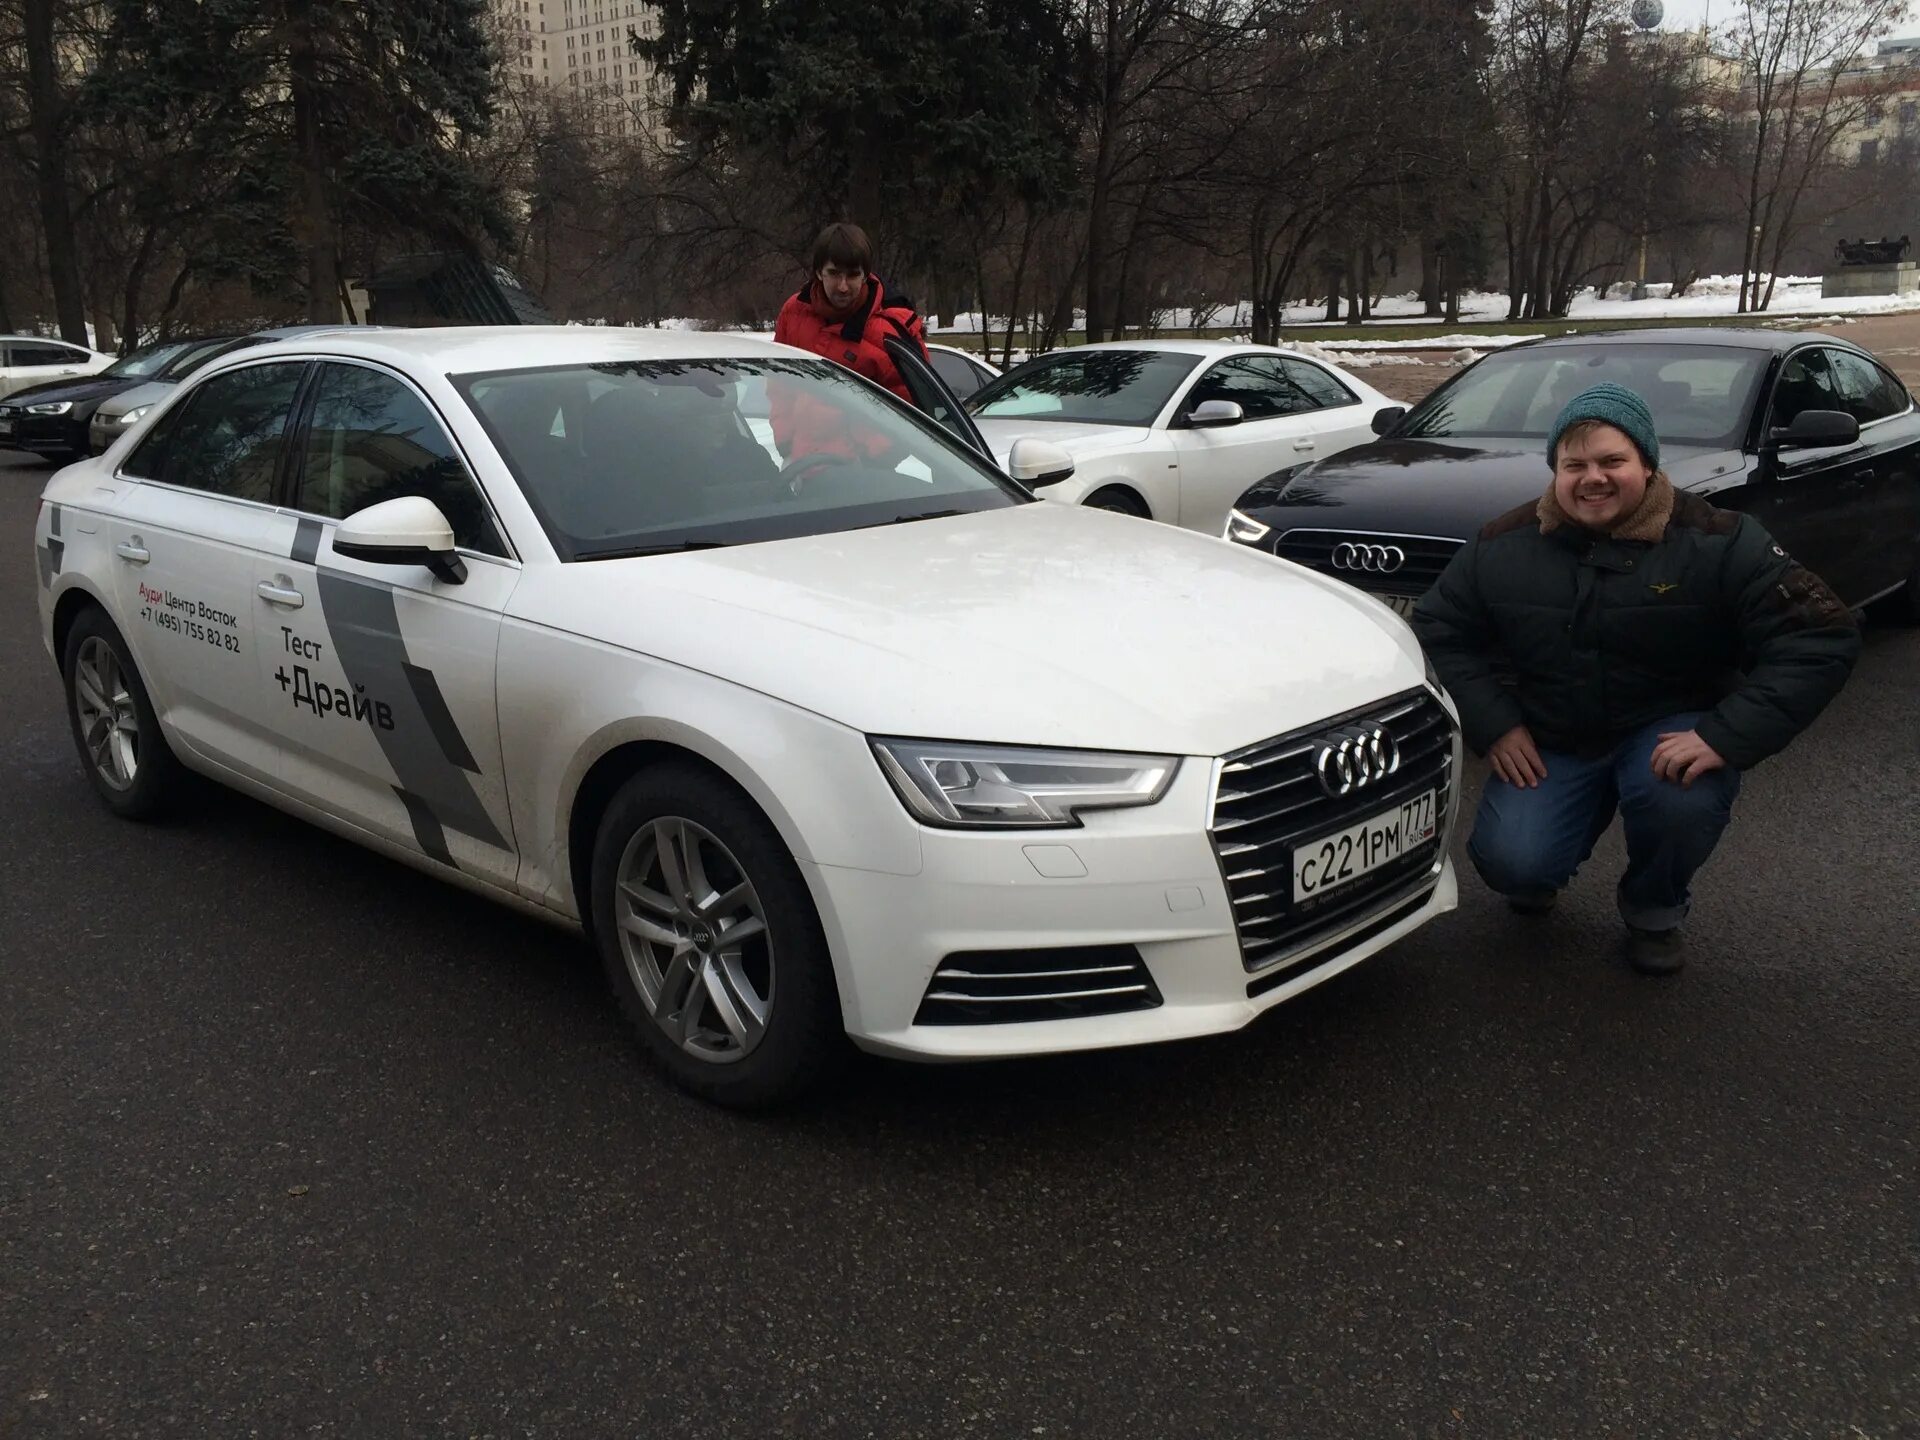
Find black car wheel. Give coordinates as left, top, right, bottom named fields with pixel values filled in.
left=62, top=605, right=186, bottom=819
left=589, top=762, right=845, bottom=1108
left=1085, top=485, right=1149, bottom=518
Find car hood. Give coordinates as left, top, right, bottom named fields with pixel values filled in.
left=2, top=374, right=135, bottom=407
left=511, top=503, right=1426, bottom=757
left=1234, top=437, right=1745, bottom=537
left=971, top=417, right=1155, bottom=469
left=92, top=378, right=173, bottom=418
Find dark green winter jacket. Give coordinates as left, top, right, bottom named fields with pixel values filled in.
left=1411, top=474, right=1860, bottom=770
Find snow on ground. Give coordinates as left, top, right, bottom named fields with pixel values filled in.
left=924, top=275, right=1920, bottom=344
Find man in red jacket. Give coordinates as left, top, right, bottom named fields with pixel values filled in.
left=771, top=223, right=930, bottom=460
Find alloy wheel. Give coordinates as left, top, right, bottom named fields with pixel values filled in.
left=73, top=636, right=138, bottom=791
left=614, top=817, right=773, bottom=1064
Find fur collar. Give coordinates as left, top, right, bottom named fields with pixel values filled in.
left=1536, top=470, right=1675, bottom=543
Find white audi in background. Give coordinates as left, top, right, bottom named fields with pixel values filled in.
left=35, top=326, right=1458, bottom=1107
left=966, top=340, right=1404, bottom=536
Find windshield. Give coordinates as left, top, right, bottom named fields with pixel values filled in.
left=155, top=336, right=257, bottom=383
left=966, top=350, right=1202, bottom=427
left=1403, top=343, right=1768, bottom=449
left=456, top=357, right=1025, bottom=560
left=102, top=341, right=198, bottom=380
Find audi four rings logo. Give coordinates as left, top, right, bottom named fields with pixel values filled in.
left=1313, top=724, right=1403, bottom=796
left=1331, top=542, right=1407, bottom=573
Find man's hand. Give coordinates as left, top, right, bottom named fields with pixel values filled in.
left=1651, top=729, right=1726, bottom=787
left=1487, top=725, right=1547, bottom=789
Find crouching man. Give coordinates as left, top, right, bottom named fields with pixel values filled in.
left=1412, top=383, right=1860, bottom=974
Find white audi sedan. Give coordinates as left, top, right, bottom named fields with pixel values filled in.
left=967, top=340, right=1403, bottom=536
left=35, top=327, right=1459, bottom=1106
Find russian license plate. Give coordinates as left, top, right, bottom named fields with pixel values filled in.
left=1380, top=593, right=1416, bottom=617
left=1293, top=789, right=1438, bottom=902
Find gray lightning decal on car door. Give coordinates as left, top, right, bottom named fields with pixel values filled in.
left=309, top=563, right=509, bottom=870
left=38, top=503, right=64, bottom=588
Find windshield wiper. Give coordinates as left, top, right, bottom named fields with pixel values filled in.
left=574, top=540, right=733, bottom=561
left=879, top=509, right=967, bottom=527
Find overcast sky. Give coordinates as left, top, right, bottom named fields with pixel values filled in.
left=1654, top=0, right=1912, bottom=44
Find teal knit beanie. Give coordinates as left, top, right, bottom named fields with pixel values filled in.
left=1547, top=382, right=1659, bottom=470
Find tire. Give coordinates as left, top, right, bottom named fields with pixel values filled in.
left=590, top=763, right=844, bottom=1108
left=1084, top=485, right=1149, bottom=519
left=61, top=605, right=185, bottom=820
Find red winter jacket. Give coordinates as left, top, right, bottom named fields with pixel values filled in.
left=771, top=276, right=929, bottom=458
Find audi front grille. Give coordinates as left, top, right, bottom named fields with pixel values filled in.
left=1209, top=688, right=1455, bottom=983
left=1274, top=530, right=1463, bottom=596
left=913, top=946, right=1163, bottom=1025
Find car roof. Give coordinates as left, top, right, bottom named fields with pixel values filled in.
left=243, top=325, right=801, bottom=373
left=1514, top=326, right=1845, bottom=355
left=1065, top=339, right=1270, bottom=359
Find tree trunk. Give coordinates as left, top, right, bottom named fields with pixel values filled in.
left=25, top=0, right=88, bottom=345
left=1420, top=238, right=1441, bottom=318
left=290, top=10, right=341, bottom=323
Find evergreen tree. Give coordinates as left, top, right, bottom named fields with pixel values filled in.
left=92, top=0, right=509, bottom=319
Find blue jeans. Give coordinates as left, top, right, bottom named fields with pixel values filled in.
left=1466, top=713, right=1741, bottom=932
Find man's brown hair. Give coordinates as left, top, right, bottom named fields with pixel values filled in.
left=810, top=222, right=872, bottom=275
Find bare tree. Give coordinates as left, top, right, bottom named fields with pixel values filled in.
left=1728, top=0, right=1910, bottom=312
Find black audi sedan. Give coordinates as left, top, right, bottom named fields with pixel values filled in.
left=0, top=335, right=240, bottom=462
left=1227, top=328, right=1920, bottom=621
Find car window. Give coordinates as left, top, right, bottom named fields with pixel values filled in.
left=1186, top=358, right=1312, bottom=420
left=1404, top=343, right=1768, bottom=449
left=10, top=343, right=84, bottom=368
left=967, top=350, right=1202, bottom=426
left=100, top=341, right=199, bottom=380
left=456, top=356, right=1024, bottom=560
left=1274, top=356, right=1358, bottom=409
left=1770, top=350, right=1846, bottom=428
left=1827, top=350, right=1910, bottom=425
left=296, top=362, right=504, bottom=557
left=122, top=361, right=305, bottom=501
left=928, top=348, right=989, bottom=400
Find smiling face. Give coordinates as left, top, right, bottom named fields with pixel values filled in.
left=1552, top=420, right=1652, bottom=530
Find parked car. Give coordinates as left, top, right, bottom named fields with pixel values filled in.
left=0, top=334, right=111, bottom=400
left=36, top=326, right=1459, bottom=1106
left=925, top=342, right=1000, bottom=401
left=1226, top=328, right=1920, bottom=621
left=0, top=338, right=225, bottom=462
left=965, top=340, right=1404, bottom=534
left=89, top=325, right=376, bottom=454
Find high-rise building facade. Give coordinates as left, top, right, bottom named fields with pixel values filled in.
left=491, top=0, right=666, bottom=141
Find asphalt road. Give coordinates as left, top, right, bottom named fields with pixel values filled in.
left=2, top=447, right=1916, bottom=1438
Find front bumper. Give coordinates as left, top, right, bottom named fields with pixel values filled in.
left=0, top=412, right=84, bottom=456
left=808, top=744, right=1460, bottom=1061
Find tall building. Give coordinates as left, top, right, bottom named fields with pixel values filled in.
left=491, top=0, right=667, bottom=142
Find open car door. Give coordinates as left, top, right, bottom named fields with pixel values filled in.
left=884, top=336, right=996, bottom=466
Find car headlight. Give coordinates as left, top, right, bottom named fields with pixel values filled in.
left=26, top=401, right=72, bottom=415
left=1224, top=508, right=1270, bottom=544
left=115, top=406, right=150, bottom=426
left=871, top=738, right=1178, bottom=828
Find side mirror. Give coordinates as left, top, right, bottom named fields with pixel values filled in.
left=1006, top=437, right=1076, bottom=488
left=1371, top=405, right=1407, bottom=436
left=333, top=495, right=468, bottom=583
left=1187, top=399, right=1244, bottom=429
left=1770, top=408, right=1859, bottom=450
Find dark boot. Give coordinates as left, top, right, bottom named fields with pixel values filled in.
left=1626, top=925, right=1685, bottom=976
left=1507, top=890, right=1559, bottom=916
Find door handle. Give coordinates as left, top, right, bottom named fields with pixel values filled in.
left=257, top=579, right=305, bottom=609
left=115, top=539, right=150, bottom=565
left=1292, top=439, right=1317, bottom=451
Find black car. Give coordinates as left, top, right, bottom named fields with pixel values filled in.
left=1228, top=328, right=1920, bottom=621
left=0, top=336, right=242, bottom=462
